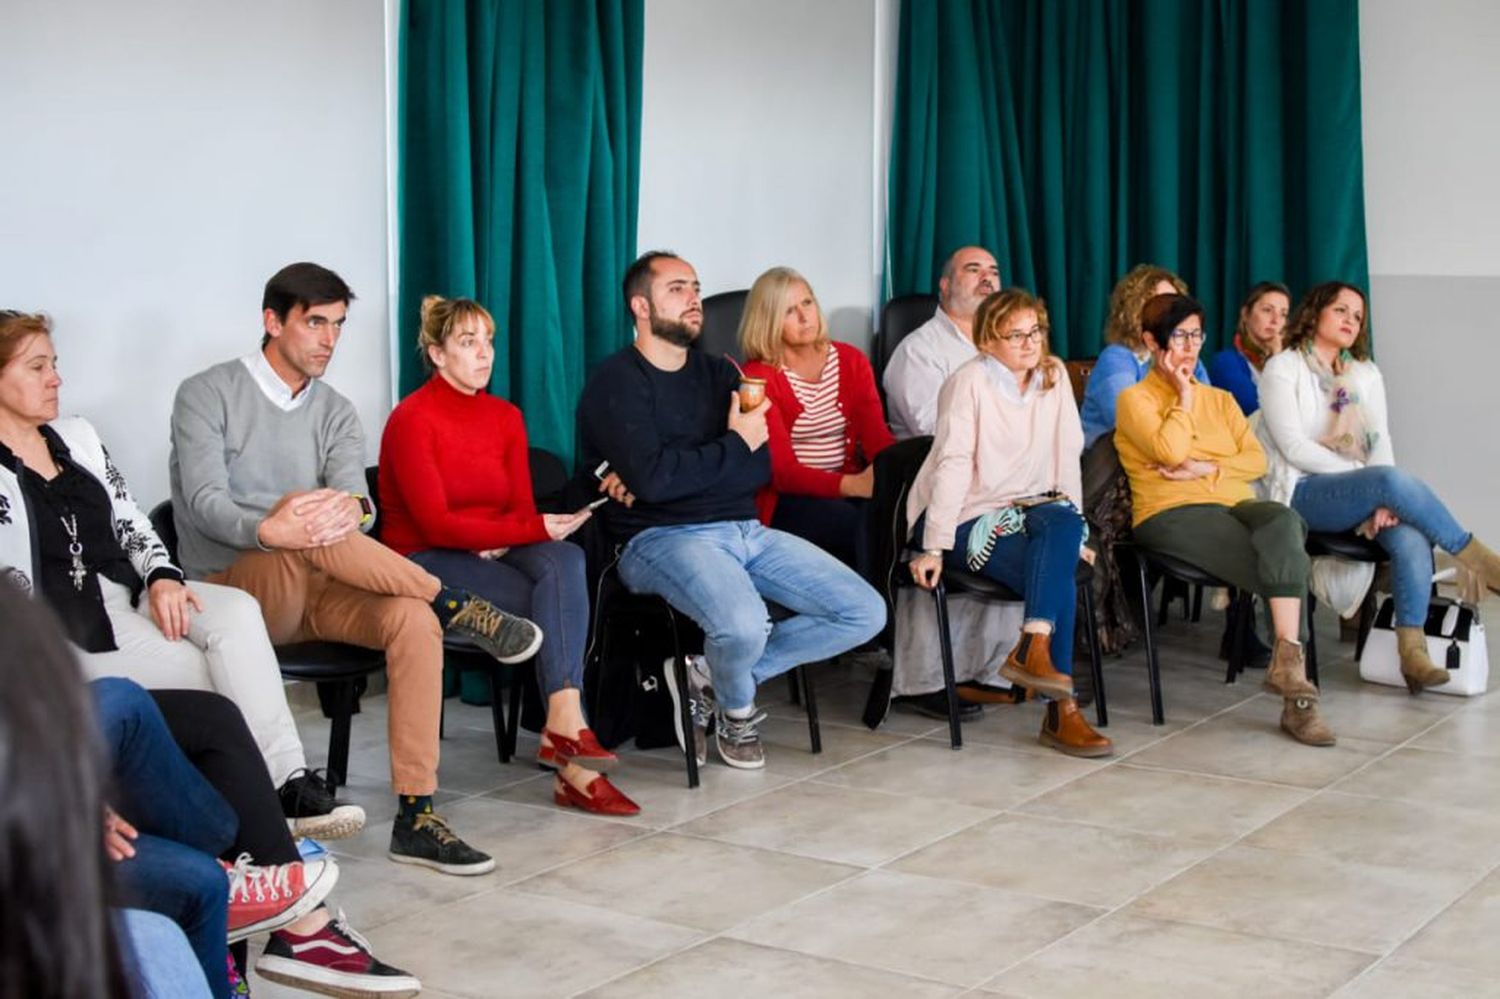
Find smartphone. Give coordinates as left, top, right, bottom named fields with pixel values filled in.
left=585, top=495, right=610, bottom=511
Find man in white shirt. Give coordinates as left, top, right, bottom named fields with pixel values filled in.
left=883, top=246, right=1001, bottom=438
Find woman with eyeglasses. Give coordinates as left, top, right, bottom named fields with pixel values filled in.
left=1256, top=282, right=1500, bottom=693
left=1114, top=293, right=1331, bottom=746
left=1209, top=281, right=1291, bottom=417
left=737, top=266, right=894, bottom=572
left=906, top=289, right=1112, bottom=757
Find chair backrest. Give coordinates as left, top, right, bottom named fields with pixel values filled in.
left=149, top=500, right=179, bottom=564
left=529, top=446, right=568, bottom=513
left=1064, top=358, right=1097, bottom=406
left=872, top=293, right=939, bottom=382
left=696, top=289, right=749, bottom=362
left=865, top=436, right=936, bottom=646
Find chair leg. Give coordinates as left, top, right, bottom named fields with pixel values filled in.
left=800, top=666, right=821, bottom=754
left=506, top=666, right=523, bottom=760
left=1157, top=576, right=1172, bottom=627
left=1232, top=590, right=1251, bottom=681
left=438, top=697, right=446, bottom=740
left=488, top=665, right=510, bottom=764
left=323, top=680, right=355, bottom=789
left=1223, top=589, right=1242, bottom=684
left=1080, top=581, right=1107, bottom=728
left=786, top=670, right=802, bottom=706
left=930, top=580, right=963, bottom=749
left=1136, top=560, right=1165, bottom=724
left=1355, top=590, right=1378, bottom=661
left=1305, top=593, right=1320, bottom=688
left=671, top=652, right=700, bottom=789
left=1191, top=584, right=1204, bottom=622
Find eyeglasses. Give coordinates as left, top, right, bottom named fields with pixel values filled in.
left=1167, top=328, right=1206, bottom=345
left=997, top=327, right=1045, bottom=344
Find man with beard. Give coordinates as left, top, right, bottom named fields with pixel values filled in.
left=883, top=246, right=1002, bottom=438
left=576, top=251, right=885, bottom=770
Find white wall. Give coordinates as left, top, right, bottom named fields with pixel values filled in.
left=0, top=0, right=390, bottom=504
left=637, top=0, right=897, bottom=348
left=1361, top=0, right=1500, bottom=544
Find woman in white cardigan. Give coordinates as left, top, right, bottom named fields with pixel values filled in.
left=0, top=310, right=360, bottom=838
left=1256, top=283, right=1500, bottom=692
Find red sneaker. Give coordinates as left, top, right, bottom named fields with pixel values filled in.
left=220, top=853, right=339, bottom=943
left=256, top=909, right=421, bottom=997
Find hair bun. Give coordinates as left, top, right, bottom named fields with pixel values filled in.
left=419, top=294, right=445, bottom=324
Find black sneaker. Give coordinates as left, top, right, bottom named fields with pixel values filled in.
left=279, top=768, right=367, bottom=841
left=892, top=691, right=983, bottom=720
left=437, top=589, right=543, bottom=664
left=256, top=908, right=421, bottom=997
left=388, top=812, right=495, bottom=876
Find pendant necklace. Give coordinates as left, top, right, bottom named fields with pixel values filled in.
left=60, top=512, right=87, bottom=591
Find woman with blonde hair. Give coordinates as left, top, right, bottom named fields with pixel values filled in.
left=1257, top=281, right=1500, bottom=692
left=379, top=295, right=639, bottom=815
left=906, top=289, right=1111, bottom=757
left=1079, top=264, right=1208, bottom=446
left=738, top=267, right=894, bottom=570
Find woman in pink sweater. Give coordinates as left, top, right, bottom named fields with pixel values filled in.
left=738, top=266, right=894, bottom=571
left=906, top=289, right=1110, bottom=757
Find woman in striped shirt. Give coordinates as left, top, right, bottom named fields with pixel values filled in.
left=739, top=267, right=894, bottom=571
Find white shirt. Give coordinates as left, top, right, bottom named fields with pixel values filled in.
left=240, top=351, right=315, bottom=413
left=882, top=307, right=978, bottom=439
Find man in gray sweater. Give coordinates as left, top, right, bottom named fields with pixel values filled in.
left=171, top=262, right=540, bottom=877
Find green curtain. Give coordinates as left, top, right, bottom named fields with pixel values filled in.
left=398, top=0, right=643, bottom=464
left=886, top=0, right=1370, bottom=357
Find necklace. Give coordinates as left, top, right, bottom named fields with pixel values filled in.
left=59, top=513, right=87, bottom=591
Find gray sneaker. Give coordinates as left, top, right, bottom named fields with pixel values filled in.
left=443, top=593, right=543, bottom=664
left=715, top=706, right=768, bottom=770
left=665, top=654, right=715, bottom=766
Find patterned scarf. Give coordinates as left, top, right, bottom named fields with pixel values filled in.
left=1301, top=344, right=1378, bottom=462
left=1233, top=332, right=1271, bottom=371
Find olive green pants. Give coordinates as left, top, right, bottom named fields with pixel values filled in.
left=1134, top=500, right=1309, bottom=602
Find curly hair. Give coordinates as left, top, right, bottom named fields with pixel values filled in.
left=1283, top=282, right=1370, bottom=361
left=1104, top=265, right=1188, bottom=349
left=973, top=288, right=1060, bottom=390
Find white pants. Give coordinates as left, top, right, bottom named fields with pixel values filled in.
left=76, top=578, right=306, bottom=785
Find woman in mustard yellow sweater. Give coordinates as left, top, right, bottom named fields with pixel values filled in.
left=1115, top=294, right=1330, bottom=747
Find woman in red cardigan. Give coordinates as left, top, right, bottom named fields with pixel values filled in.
left=379, top=296, right=638, bottom=816
left=738, top=267, right=895, bottom=571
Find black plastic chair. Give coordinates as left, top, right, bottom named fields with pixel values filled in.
left=148, top=500, right=385, bottom=788
left=696, top=289, right=749, bottom=362
left=584, top=557, right=819, bottom=789
left=1304, top=530, right=1392, bottom=685
left=871, top=293, right=939, bottom=384
left=863, top=437, right=1107, bottom=748
left=1118, top=541, right=1257, bottom=724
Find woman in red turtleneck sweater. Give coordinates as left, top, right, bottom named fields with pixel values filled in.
left=379, top=296, right=637, bottom=816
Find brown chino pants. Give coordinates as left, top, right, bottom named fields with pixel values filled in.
left=209, top=532, right=444, bottom=795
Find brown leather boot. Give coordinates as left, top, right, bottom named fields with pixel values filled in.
left=1280, top=696, right=1336, bottom=746
left=1396, top=626, right=1450, bottom=694
left=999, top=631, right=1074, bottom=700
left=1455, top=537, right=1500, bottom=596
left=1262, top=638, right=1318, bottom=700
left=1039, top=698, right=1114, bottom=757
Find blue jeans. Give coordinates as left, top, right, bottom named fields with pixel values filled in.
left=412, top=541, right=589, bottom=695
left=93, top=679, right=237, bottom=999
left=618, top=520, right=886, bottom=710
left=770, top=494, right=870, bottom=576
left=1292, top=466, right=1472, bottom=627
left=119, top=909, right=214, bottom=999
left=947, top=503, right=1085, bottom=675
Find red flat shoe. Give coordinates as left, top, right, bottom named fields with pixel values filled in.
left=553, top=775, right=640, bottom=816
left=538, top=728, right=618, bottom=772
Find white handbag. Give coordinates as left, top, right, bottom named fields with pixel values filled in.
left=1359, top=594, right=1489, bottom=697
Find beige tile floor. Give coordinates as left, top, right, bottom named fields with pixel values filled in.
left=248, top=604, right=1500, bottom=998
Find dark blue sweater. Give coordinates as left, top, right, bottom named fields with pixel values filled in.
left=1208, top=347, right=1260, bottom=416
left=576, top=346, right=770, bottom=541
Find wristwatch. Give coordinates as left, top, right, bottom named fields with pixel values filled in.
left=352, top=493, right=375, bottom=526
